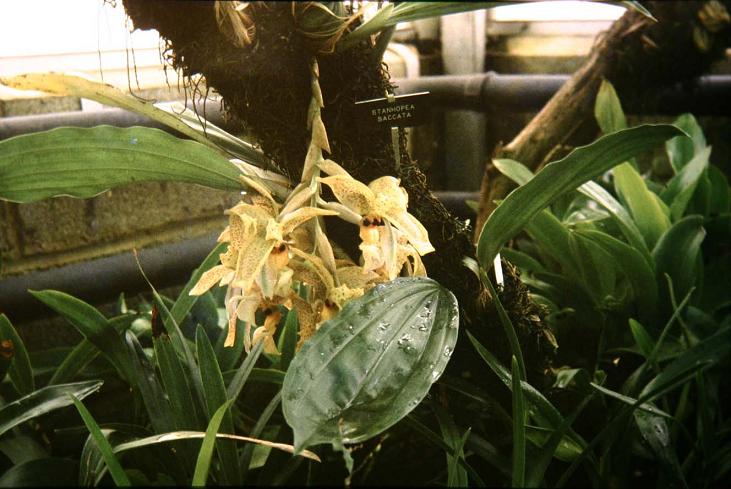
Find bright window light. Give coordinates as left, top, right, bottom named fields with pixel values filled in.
left=490, top=1, right=626, bottom=22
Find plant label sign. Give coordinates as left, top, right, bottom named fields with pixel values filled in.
left=355, top=92, right=431, bottom=127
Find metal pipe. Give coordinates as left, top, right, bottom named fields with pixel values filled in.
left=392, top=72, right=731, bottom=115
left=2, top=73, right=730, bottom=141
left=0, top=192, right=479, bottom=322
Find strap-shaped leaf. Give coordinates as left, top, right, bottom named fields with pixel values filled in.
left=476, top=124, right=683, bottom=269
left=0, top=125, right=243, bottom=203
left=283, top=277, right=458, bottom=453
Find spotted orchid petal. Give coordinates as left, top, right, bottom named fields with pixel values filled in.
left=370, top=175, right=409, bottom=213
left=382, top=208, right=435, bottom=256
left=233, top=238, right=276, bottom=292
left=318, top=158, right=351, bottom=177
left=189, top=265, right=230, bottom=296
left=318, top=175, right=375, bottom=217
left=279, top=206, right=337, bottom=236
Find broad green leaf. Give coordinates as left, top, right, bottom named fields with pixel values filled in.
left=493, top=157, right=650, bottom=262
left=652, top=215, right=706, bottom=305
left=0, top=126, right=243, bottom=203
left=0, top=380, right=102, bottom=437
left=196, top=326, right=241, bottom=485
left=283, top=277, right=459, bottom=453
left=595, top=79, right=628, bottom=134
left=0, top=314, right=34, bottom=395
left=500, top=248, right=547, bottom=274
left=49, top=315, right=135, bottom=385
left=525, top=211, right=579, bottom=279
left=576, top=230, right=658, bottom=318
left=613, top=163, right=671, bottom=248
left=662, top=146, right=712, bottom=220
left=0, top=457, right=78, bottom=487
left=340, top=3, right=501, bottom=49
left=70, top=395, right=131, bottom=487
left=0, top=435, right=47, bottom=465
left=476, top=124, right=682, bottom=268
left=666, top=113, right=706, bottom=172
left=0, top=72, right=270, bottom=169
left=30, top=290, right=134, bottom=383
left=192, top=399, right=234, bottom=487
left=511, top=356, right=526, bottom=488
left=568, top=230, right=617, bottom=303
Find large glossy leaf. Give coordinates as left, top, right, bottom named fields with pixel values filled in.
left=0, top=125, right=243, bottom=203
left=476, top=124, right=682, bottom=268
left=0, top=380, right=102, bottom=437
left=0, top=314, right=34, bottom=395
left=282, top=277, right=459, bottom=452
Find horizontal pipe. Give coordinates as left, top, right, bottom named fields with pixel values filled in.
left=392, top=72, right=731, bottom=115
left=2, top=73, right=729, bottom=141
left=0, top=192, right=479, bottom=322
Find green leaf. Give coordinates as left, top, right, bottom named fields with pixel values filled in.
left=0, top=380, right=102, bottom=437
left=433, top=402, right=469, bottom=487
left=49, top=315, right=134, bottom=385
left=628, top=318, right=655, bottom=359
left=662, top=146, right=711, bottom=220
left=0, top=126, right=243, bottom=203
left=613, top=162, right=671, bottom=248
left=595, top=79, right=628, bottom=134
left=282, top=277, right=459, bottom=452
left=590, top=383, right=670, bottom=418
left=192, top=399, right=235, bottom=487
left=0, top=72, right=271, bottom=170
left=340, top=3, right=501, bottom=49
left=652, top=215, right=706, bottom=305
left=0, top=435, right=47, bottom=465
left=124, top=332, right=175, bottom=434
left=666, top=113, right=706, bottom=172
left=240, top=392, right=282, bottom=480
left=576, top=230, right=658, bottom=318
left=500, top=248, right=547, bottom=273
left=0, top=314, right=34, bottom=395
left=226, top=339, right=265, bottom=401
left=707, top=165, right=730, bottom=215
left=633, top=410, right=688, bottom=488
left=30, top=290, right=135, bottom=382
left=511, top=356, right=526, bottom=488
left=70, top=395, right=131, bottom=487
left=525, top=210, right=580, bottom=281
left=476, top=124, right=682, bottom=268
left=493, top=157, right=650, bottom=262
left=278, top=309, right=299, bottom=372
left=153, top=335, right=203, bottom=431
left=640, top=326, right=731, bottom=401
left=196, top=326, right=241, bottom=485
left=0, top=457, right=78, bottom=487
left=466, top=332, right=592, bottom=462
left=172, top=242, right=229, bottom=326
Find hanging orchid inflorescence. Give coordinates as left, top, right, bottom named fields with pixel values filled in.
left=189, top=58, right=434, bottom=354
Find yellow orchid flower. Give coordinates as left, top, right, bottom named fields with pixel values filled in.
left=317, top=159, right=434, bottom=279
left=189, top=187, right=337, bottom=348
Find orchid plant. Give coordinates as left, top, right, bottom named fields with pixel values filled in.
left=188, top=58, right=434, bottom=354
